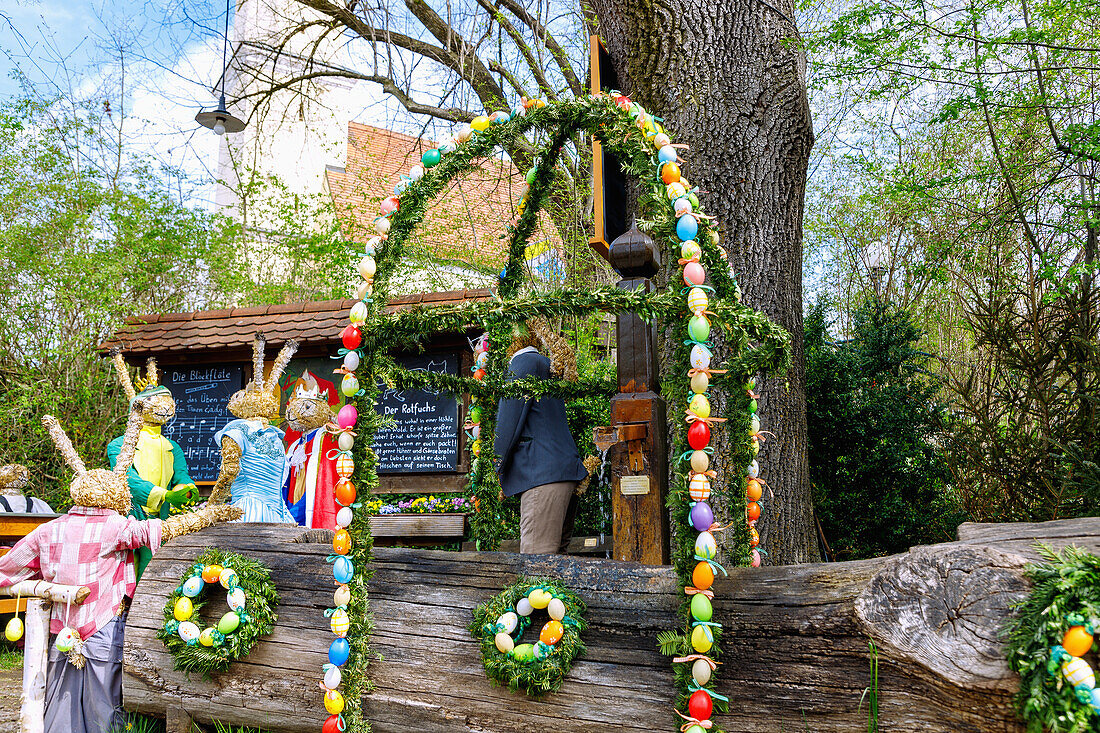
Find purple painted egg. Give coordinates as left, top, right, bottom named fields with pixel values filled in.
left=690, top=502, right=714, bottom=531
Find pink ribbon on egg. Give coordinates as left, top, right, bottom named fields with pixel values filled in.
left=675, top=711, right=713, bottom=731
left=673, top=654, right=720, bottom=670
left=683, top=586, right=714, bottom=600
left=684, top=410, right=727, bottom=426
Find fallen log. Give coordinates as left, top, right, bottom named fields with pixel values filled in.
left=122, top=518, right=1100, bottom=732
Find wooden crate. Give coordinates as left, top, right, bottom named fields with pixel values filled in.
left=367, top=513, right=467, bottom=539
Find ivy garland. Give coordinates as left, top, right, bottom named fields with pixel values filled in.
left=325, top=95, right=792, bottom=733
left=156, top=548, right=278, bottom=676
left=470, top=577, right=587, bottom=696
left=1005, top=545, right=1100, bottom=732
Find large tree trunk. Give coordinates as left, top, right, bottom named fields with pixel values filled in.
left=588, top=0, right=818, bottom=563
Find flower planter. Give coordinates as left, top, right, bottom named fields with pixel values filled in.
left=367, top=512, right=468, bottom=539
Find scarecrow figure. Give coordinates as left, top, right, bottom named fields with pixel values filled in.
left=0, top=463, right=52, bottom=513
left=283, top=371, right=340, bottom=529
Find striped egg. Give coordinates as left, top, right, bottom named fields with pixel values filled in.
left=1063, top=657, right=1096, bottom=689
left=336, top=453, right=355, bottom=477
left=695, top=531, right=718, bottom=560
left=330, top=609, right=350, bottom=637
left=689, top=393, right=711, bottom=419
left=689, top=473, right=711, bottom=502
left=687, top=287, right=708, bottom=314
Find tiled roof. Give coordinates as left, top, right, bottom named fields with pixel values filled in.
left=98, top=289, right=494, bottom=357
left=325, top=121, right=561, bottom=269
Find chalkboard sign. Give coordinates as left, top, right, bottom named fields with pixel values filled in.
left=375, top=354, right=460, bottom=473
left=162, top=365, right=244, bottom=482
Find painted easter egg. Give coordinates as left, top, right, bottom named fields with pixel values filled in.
left=547, top=598, right=566, bottom=622
left=528, top=589, right=552, bottom=610
left=1063, top=657, right=1096, bottom=689
left=336, top=506, right=353, bottom=528
left=653, top=132, right=671, bottom=148
left=471, top=115, right=491, bottom=131
left=323, top=716, right=342, bottom=733
left=692, top=658, right=712, bottom=686
left=683, top=261, right=706, bottom=287
left=336, top=453, right=355, bottom=478
left=658, top=145, right=677, bottom=163
left=751, top=549, right=762, bottom=567
left=685, top=726, right=707, bottom=733
left=380, top=196, right=399, bottom=215
left=421, top=149, right=441, bottom=168
left=335, top=479, right=356, bottom=506
left=497, top=612, right=519, bottom=635
left=516, top=598, right=534, bottom=616
left=329, top=637, right=350, bottom=666
left=690, top=450, right=710, bottom=473
left=690, top=502, right=714, bottom=532
left=324, top=690, right=345, bottom=715
left=690, top=372, right=709, bottom=395
left=173, top=597, right=194, bottom=621
left=1091, top=687, right=1100, bottom=714
left=495, top=632, right=514, bottom=654
left=674, top=197, right=693, bottom=217
left=747, top=502, right=762, bottom=522
left=746, top=460, right=759, bottom=478
left=343, top=350, right=360, bottom=371
left=5, top=617, right=23, bottom=642
left=689, top=474, right=712, bottom=503
left=227, top=587, right=246, bottom=612
left=182, top=576, right=204, bottom=597
left=677, top=214, right=699, bottom=242
left=687, top=421, right=711, bottom=451
left=199, top=627, right=216, bottom=647
left=681, top=240, right=701, bottom=261
left=667, top=181, right=687, bottom=199
left=324, top=665, right=342, bottom=690
left=334, top=584, right=351, bottom=608
left=219, top=568, right=238, bottom=589
left=746, top=479, right=763, bottom=502
left=691, top=624, right=713, bottom=653
left=330, top=609, right=350, bottom=637
left=1064, top=626, right=1094, bottom=657
left=373, top=216, right=391, bottom=235
left=690, top=593, right=713, bottom=624
left=340, top=374, right=360, bottom=398
left=688, top=689, right=713, bottom=722
left=357, top=256, right=376, bottom=280
left=695, top=530, right=718, bottom=560
left=690, top=344, right=712, bottom=370
left=337, top=404, right=358, bottom=429
left=201, top=565, right=224, bottom=583
left=217, top=612, right=240, bottom=635
left=688, top=315, right=710, bottom=343
left=333, top=529, right=352, bottom=555
left=749, top=526, right=760, bottom=547
left=340, top=324, right=362, bottom=350
left=338, top=432, right=354, bottom=452
left=333, top=556, right=354, bottom=584
left=513, top=643, right=536, bottom=663
left=689, top=393, right=711, bottom=419
left=687, top=287, right=708, bottom=314
left=750, top=414, right=761, bottom=436
left=661, top=162, right=681, bottom=184
left=177, top=622, right=200, bottom=644
left=693, top=561, right=714, bottom=591
left=540, top=620, right=564, bottom=646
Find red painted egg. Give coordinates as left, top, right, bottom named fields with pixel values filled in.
left=473, top=368, right=486, bottom=381
left=380, top=196, right=400, bottom=215
left=341, top=324, right=362, bottom=350
left=335, top=479, right=357, bottom=506
left=746, top=501, right=761, bottom=522
left=323, top=715, right=342, bottom=733
left=688, top=689, right=713, bottom=722
left=687, top=421, right=710, bottom=450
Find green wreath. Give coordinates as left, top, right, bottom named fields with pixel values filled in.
left=1005, top=545, right=1100, bottom=732
left=156, top=548, right=279, bottom=676
left=470, top=577, right=587, bottom=696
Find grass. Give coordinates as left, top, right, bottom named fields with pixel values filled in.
left=107, top=714, right=274, bottom=733
left=0, top=648, right=23, bottom=671
left=859, top=639, right=880, bottom=733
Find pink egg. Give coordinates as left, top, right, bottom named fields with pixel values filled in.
left=380, top=196, right=399, bottom=215
left=337, top=404, right=358, bottom=430
left=683, top=261, right=706, bottom=286
left=751, top=549, right=762, bottom=567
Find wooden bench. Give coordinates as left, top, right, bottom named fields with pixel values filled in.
left=0, top=512, right=60, bottom=614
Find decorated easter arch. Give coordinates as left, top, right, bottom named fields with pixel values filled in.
left=321, top=94, right=793, bottom=732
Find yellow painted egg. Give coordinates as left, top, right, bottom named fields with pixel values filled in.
left=324, top=690, right=345, bottom=715
left=357, top=256, right=376, bottom=281
left=4, top=617, right=23, bottom=642
left=680, top=241, right=701, bottom=262
left=689, top=394, right=711, bottom=419
left=691, top=624, right=713, bottom=653
left=1063, top=657, right=1096, bottom=689
left=689, top=473, right=711, bottom=502
left=330, top=609, right=350, bottom=638
left=666, top=182, right=687, bottom=199
left=173, top=597, right=194, bottom=622
left=690, top=371, right=709, bottom=394
left=471, top=115, right=491, bottom=131
left=528, top=589, right=552, bottom=610
left=1063, top=626, right=1094, bottom=657
left=687, top=287, right=708, bottom=314
left=547, top=598, right=566, bottom=621
left=199, top=627, right=216, bottom=647
left=690, top=450, right=710, bottom=473
left=219, top=568, right=238, bottom=589
left=336, top=453, right=355, bottom=477
left=471, top=439, right=481, bottom=456
left=494, top=632, right=514, bottom=654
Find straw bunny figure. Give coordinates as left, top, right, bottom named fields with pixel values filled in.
left=0, top=403, right=242, bottom=733
left=283, top=372, right=340, bottom=528
left=106, top=349, right=199, bottom=580
left=0, top=463, right=52, bottom=513
left=209, top=333, right=299, bottom=523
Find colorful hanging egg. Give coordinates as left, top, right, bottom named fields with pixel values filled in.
left=182, top=576, right=204, bottom=597
left=749, top=526, right=760, bottom=547
left=217, top=611, right=240, bottom=635
left=336, top=506, right=354, bottom=528
left=689, top=393, right=711, bottom=419
left=421, top=149, right=441, bottom=167
left=691, top=624, right=713, bottom=653
left=373, top=216, right=391, bottom=235
left=690, top=371, right=709, bottom=395
left=357, top=256, right=376, bottom=281
left=475, top=351, right=489, bottom=368
left=340, top=324, right=362, bottom=350
left=693, top=561, right=714, bottom=591
left=338, top=432, right=354, bottom=452
left=746, top=478, right=763, bottom=502
left=685, top=726, right=707, bottom=733
left=692, top=658, right=712, bottom=686
left=1091, top=687, right=1100, bottom=714
left=677, top=214, right=699, bottom=242
left=334, top=584, right=351, bottom=608
left=1064, top=626, right=1094, bottom=657
left=329, top=637, right=350, bottom=666
left=471, top=115, right=491, bottom=131
left=337, top=404, right=357, bottom=429
left=690, top=593, right=713, bottom=623
left=201, top=565, right=223, bottom=583
left=751, top=549, right=762, bottom=567
left=408, top=164, right=425, bottom=180
left=690, top=502, right=714, bottom=531
left=750, top=414, right=761, bottom=435
left=341, top=374, right=360, bottom=397
left=199, top=627, right=216, bottom=647
left=746, top=459, right=759, bottom=478
left=690, top=344, right=712, bottom=370
left=513, top=643, right=536, bottom=663
left=516, top=598, right=534, bottom=616
left=683, top=261, right=706, bottom=287
left=497, top=612, right=519, bottom=635
left=330, top=609, right=350, bottom=637
left=661, top=162, right=681, bottom=185
left=323, top=716, right=342, bottom=733
left=689, top=473, right=711, bottom=502
left=667, top=181, right=687, bottom=199
left=495, top=632, right=514, bottom=654
left=173, top=597, right=194, bottom=621
left=1063, top=657, right=1096, bottom=689
left=5, top=617, right=23, bottom=642
left=548, top=597, right=566, bottom=621
left=657, top=145, right=677, bottom=163
left=324, top=664, right=342, bottom=690
left=673, top=197, right=693, bottom=217
left=335, top=478, right=356, bottom=505
left=228, top=587, right=246, bottom=612
left=687, top=287, right=708, bottom=314
left=342, top=349, right=360, bottom=373
left=528, top=589, right=552, bottom=610
left=653, top=132, right=671, bottom=148
left=177, top=622, right=200, bottom=644
left=380, top=196, right=399, bottom=215
left=540, top=620, right=564, bottom=645
left=688, top=689, right=713, bottom=722
left=747, top=502, right=762, bottom=522
left=695, top=530, right=717, bottom=559
left=690, top=450, right=710, bottom=473
left=333, top=529, right=352, bottom=555
left=336, top=453, right=355, bottom=478
left=333, top=556, right=354, bottom=584
left=688, top=314, right=710, bottom=343
left=324, top=690, right=345, bottom=715
left=681, top=240, right=701, bottom=261
left=687, top=421, right=711, bottom=450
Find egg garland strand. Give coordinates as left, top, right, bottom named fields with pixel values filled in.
left=470, top=577, right=587, bottom=696
left=156, top=549, right=278, bottom=676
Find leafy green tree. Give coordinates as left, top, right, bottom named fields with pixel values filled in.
left=806, top=300, right=963, bottom=560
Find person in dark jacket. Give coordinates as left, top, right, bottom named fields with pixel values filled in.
left=494, top=331, right=588, bottom=554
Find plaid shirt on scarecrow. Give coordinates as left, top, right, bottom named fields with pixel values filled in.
left=0, top=506, right=162, bottom=638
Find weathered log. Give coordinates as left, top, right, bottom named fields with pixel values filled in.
left=122, top=518, right=1100, bottom=732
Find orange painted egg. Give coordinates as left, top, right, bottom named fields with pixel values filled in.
left=1063, top=626, right=1094, bottom=657
left=661, top=162, right=681, bottom=185
left=746, top=479, right=763, bottom=502
left=692, top=561, right=714, bottom=591
left=201, top=565, right=223, bottom=583
left=333, top=529, right=352, bottom=555
left=540, top=620, right=564, bottom=646
left=335, top=479, right=357, bottom=506
left=747, top=502, right=761, bottom=522
left=749, top=526, right=760, bottom=547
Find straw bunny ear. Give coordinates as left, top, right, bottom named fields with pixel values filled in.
left=109, top=347, right=136, bottom=401
left=112, top=403, right=146, bottom=475
left=42, top=415, right=87, bottom=475
left=252, top=333, right=267, bottom=389
left=267, top=339, right=299, bottom=388
left=145, top=357, right=159, bottom=388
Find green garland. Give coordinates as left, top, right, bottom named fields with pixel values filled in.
left=1005, top=545, right=1100, bottom=732
left=156, top=548, right=278, bottom=676
left=469, top=577, right=587, bottom=696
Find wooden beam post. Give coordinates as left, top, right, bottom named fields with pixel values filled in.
left=607, top=226, right=669, bottom=565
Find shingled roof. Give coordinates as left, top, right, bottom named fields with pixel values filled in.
left=98, top=289, right=494, bottom=358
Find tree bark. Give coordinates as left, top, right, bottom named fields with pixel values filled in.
left=588, top=0, right=818, bottom=562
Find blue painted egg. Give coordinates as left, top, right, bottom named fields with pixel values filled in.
left=182, top=576, right=204, bottom=598
left=677, top=214, right=699, bottom=242
left=329, top=637, right=351, bottom=666
left=333, top=556, right=354, bottom=583
left=658, top=145, right=677, bottom=163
